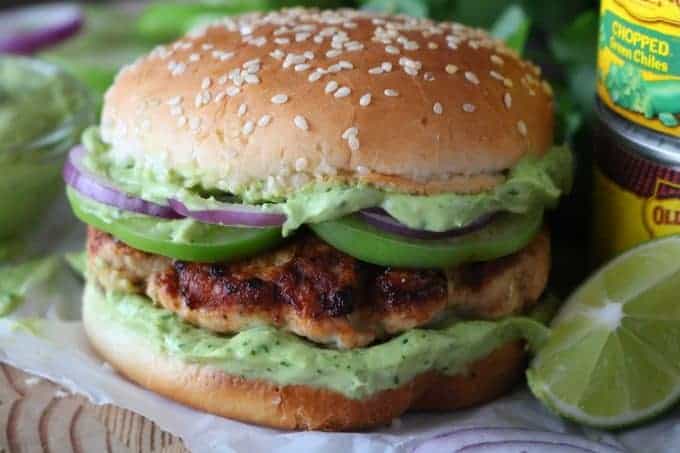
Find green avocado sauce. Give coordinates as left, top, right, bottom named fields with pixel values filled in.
left=81, top=128, right=573, bottom=236
left=0, top=57, right=94, bottom=242
left=86, top=283, right=549, bottom=399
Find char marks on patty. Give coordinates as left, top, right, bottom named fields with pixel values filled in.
left=87, top=227, right=549, bottom=349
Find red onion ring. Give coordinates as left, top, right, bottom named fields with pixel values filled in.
left=0, top=3, right=83, bottom=55
left=413, top=427, right=623, bottom=453
left=358, top=208, right=495, bottom=240
left=63, top=146, right=183, bottom=219
left=169, top=199, right=286, bottom=228
left=457, top=440, right=598, bottom=452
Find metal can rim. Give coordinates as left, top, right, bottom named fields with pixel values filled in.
left=596, top=99, right=680, bottom=167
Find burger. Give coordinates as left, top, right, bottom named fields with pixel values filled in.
left=63, top=8, right=572, bottom=431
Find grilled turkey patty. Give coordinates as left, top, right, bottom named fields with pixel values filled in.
left=87, top=227, right=549, bottom=349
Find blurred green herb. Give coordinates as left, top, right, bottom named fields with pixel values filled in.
left=490, top=5, right=530, bottom=54
left=361, top=0, right=428, bottom=17
left=0, top=257, right=58, bottom=317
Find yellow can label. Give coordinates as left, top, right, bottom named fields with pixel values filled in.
left=597, top=0, right=680, bottom=137
left=644, top=179, right=680, bottom=235
left=593, top=132, right=680, bottom=263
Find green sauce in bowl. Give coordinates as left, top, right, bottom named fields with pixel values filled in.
left=0, top=56, right=95, bottom=243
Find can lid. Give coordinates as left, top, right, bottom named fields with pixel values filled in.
left=596, top=99, right=680, bottom=166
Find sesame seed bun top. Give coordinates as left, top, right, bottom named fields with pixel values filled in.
left=100, top=8, right=554, bottom=196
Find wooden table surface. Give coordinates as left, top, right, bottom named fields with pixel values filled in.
left=0, top=363, right=189, bottom=453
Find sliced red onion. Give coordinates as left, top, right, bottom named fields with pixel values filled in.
left=63, top=146, right=183, bottom=219
left=413, top=427, right=623, bottom=453
left=169, top=199, right=286, bottom=228
left=457, top=440, right=599, bottom=452
left=359, top=208, right=495, bottom=240
left=0, top=3, right=83, bottom=54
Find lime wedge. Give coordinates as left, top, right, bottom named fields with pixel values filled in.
left=528, top=236, right=680, bottom=429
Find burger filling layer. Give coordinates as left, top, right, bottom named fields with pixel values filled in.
left=87, top=227, right=550, bottom=349
left=84, top=281, right=549, bottom=400
left=81, top=128, right=573, bottom=235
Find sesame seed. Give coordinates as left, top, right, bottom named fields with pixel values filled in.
left=307, top=69, right=323, bottom=82
left=423, top=72, right=435, bottom=81
left=342, top=127, right=358, bottom=139
left=244, top=74, right=260, bottom=84
left=296, top=32, right=311, bottom=42
left=433, top=102, right=443, bottom=114
left=504, top=93, right=512, bottom=109
left=201, top=77, right=211, bottom=89
left=271, top=94, right=289, bottom=104
left=359, top=93, right=372, bottom=107
left=334, top=86, right=351, bottom=98
left=542, top=80, right=553, bottom=96
left=385, top=45, right=400, bottom=54
left=490, top=70, right=504, bottom=81
left=294, top=115, right=309, bottom=131
left=258, top=114, right=272, bottom=127
left=237, top=104, right=247, bottom=117
left=339, top=60, right=353, bottom=70
left=328, top=63, right=342, bottom=73
left=490, top=54, right=504, bottom=66
left=504, top=78, right=514, bottom=88
left=270, top=49, right=285, bottom=60
left=326, top=49, right=342, bottom=58
left=368, top=67, right=383, bottom=75
left=218, top=75, right=228, bottom=85
left=428, top=42, right=438, bottom=49
left=517, top=120, right=528, bottom=136
left=214, top=92, right=226, bottom=103
left=348, top=135, right=360, bottom=151
left=242, top=121, right=255, bottom=135
left=403, top=41, right=420, bottom=51
left=295, top=63, right=311, bottom=72
left=325, top=80, right=338, bottom=94
left=384, top=89, right=399, bottom=97
left=189, top=117, right=201, bottom=131
left=167, top=96, right=183, bottom=106
left=189, top=53, right=201, bottom=62
left=381, top=62, right=393, bottom=72
left=308, top=70, right=323, bottom=82
left=464, top=71, right=480, bottom=85
left=177, top=116, right=187, bottom=127
left=304, top=51, right=314, bottom=59
left=404, top=66, right=418, bottom=76
left=445, top=64, right=458, bottom=74
left=274, top=37, right=290, bottom=45
left=462, top=103, right=476, bottom=112
left=295, top=157, right=308, bottom=171
left=226, top=86, right=241, bottom=97
left=170, top=106, right=183, bottom=116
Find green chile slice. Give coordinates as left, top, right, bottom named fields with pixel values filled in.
left=309, top=210, right=544, bottom=268
left=67, top=188, right=283, bottom=263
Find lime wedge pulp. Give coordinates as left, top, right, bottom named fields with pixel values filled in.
left=528, top=236, right=680, bottom=429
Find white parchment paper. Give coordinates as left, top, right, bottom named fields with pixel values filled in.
left=1, top=194, right=678, bottom=453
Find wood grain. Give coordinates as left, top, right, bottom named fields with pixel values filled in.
left=0, top=363, right=189, bottom=453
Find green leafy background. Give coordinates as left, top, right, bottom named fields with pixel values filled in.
left=43, top=0, right=600, bottom=294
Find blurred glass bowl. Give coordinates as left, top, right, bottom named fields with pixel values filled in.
left=0, top=56, right=95, bottom=243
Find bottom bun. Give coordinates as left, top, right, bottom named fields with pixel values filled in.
left=83, top=286, right=527, bottom=431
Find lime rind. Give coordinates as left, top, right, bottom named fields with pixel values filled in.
left=528, top=236, right=680, bottom=429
